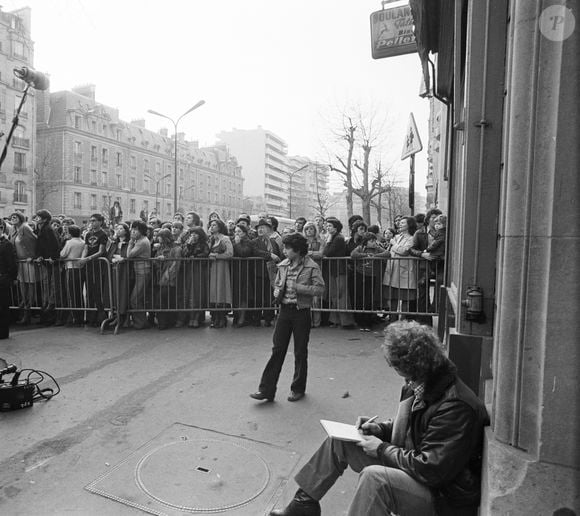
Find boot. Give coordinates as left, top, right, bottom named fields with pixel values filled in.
left=17, top=309, right=31, bottom=325
left=270, top=489, right=321, bottom=516
left=235, top=310, right=247, bottom=327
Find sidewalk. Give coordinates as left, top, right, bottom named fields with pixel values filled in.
left=0, top=323, right=403, bottom=515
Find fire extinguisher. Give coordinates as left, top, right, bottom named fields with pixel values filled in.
left=462, top=285, right=484, bottom=321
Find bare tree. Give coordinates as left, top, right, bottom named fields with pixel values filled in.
left=328, top=117, right=356, bottom=219
left=323, top=102, right=394, bottom=223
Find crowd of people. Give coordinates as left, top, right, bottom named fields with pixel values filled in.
left=0, top=207, right=446, bottom=337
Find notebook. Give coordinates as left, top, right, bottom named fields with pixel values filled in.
left=320, top=419, right=364, bottom=442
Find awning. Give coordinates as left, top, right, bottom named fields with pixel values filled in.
left=409, top=0, right=456, bottom=102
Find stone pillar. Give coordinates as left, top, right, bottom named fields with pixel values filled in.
left=482, top=1, right=580, bottom=513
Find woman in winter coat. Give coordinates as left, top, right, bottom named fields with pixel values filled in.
left=153, top=229, right=182, bottom=330
left=382, top=216, right=418, bottom=317
left=8, top=212, right=37, bottom=324
left=180, top=226, right=210, bottom=328
left=208, top=219, right=233, bottom=328
left=304, top=221, right=324, bottom=327
left=232, top=224, right=255, bottom=327
left=322, top=217, right=355, bottom=329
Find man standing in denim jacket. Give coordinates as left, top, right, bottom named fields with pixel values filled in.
left=250, top=233, right=325, bottom=403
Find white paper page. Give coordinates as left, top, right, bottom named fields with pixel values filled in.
left=320, top=419, right=364, bottom=442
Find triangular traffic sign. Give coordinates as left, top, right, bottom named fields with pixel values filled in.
left=401, top=113, right=423, bottom=160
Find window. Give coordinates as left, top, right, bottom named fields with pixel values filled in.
left=143, top=200, right=149, bottom=212
left=74, top=116, right=82, bottom=129
left=73, top=192, right=82, bottom=209
left=130, top=199, right=136, bottom=213
left=130, top=155, right=136, bottom=169
left=74, top=141, right=82, bottom=158
left=14, top=151, right=26, bottom=172
left=144, top=177, right=150, bottom=193
left=14, top=181, right=26, bottom=203
left=116, top=152, right=122, bottom=167
left=74, top=166, right=81, bottom=183
left=130, top=177, right=136, bottom=191
left=179, top=168, right=184, bottom=179
left=102, top=195, right=108, bottom=208
left=155, top=162, right=160, bottom=174
left=90, top=194, right=97, bottom=210
left=116, top=129, right=122, bottom=141
left=167, top=203, right=172, bottom=215
left=101, top=170, right=107, bottom=186
left=0, top=89, right=5, bottom=114
left=165, top=183, right=170, bottom=196
left=12, top=40, right=25, bottom=58
left=91, top=146, right=97, bottom=161
left=90, top=169, right=97, bottom=185
left=116, top=174, right=122, bottom=188
left=102, top=148, right=109, bottom=164
left=91, top=120, right=97, bottom=132
left=144, top=159, right=149, bottom=173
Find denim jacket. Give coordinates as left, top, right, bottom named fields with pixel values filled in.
left=274, top=255, right=325, bottom=309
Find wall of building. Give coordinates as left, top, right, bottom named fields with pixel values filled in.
left=415, top=0, right=580, bottom=512
left=0, top=7, right=35, bottom=218
left=35, top=87, right=243, bottom=226
left=217, top=126, right=289, bottom=217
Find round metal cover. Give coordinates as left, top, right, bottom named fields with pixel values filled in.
left=135, top=439, right=271, bottom=512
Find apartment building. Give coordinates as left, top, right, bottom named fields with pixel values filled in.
left=0, top=7, right=35, bottom=217
left=217, top=126, right=289, bottom=216
left=286, top=155, right=329, bottom=219
left=35, top=85, right=243, bottom=225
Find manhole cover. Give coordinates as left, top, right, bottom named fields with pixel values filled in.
left=135, top=439, right=270, bottom=512
left=85, top=423, right=301, bottom=515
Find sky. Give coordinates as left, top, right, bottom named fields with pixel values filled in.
left=4, top=0, right=430, bottom=192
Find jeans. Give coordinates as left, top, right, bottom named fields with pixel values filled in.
left=295, top=437, right=436, bottom=516
left=130, top=272, right=150, bottom=328
left=258, top=304, right=311, bottom=397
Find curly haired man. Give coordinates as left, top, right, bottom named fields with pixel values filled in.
left=270, top=320, right=489, bottom=516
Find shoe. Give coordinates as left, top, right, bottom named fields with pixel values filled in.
left=249, top=391, right=274, bottom=402
left=264, top=320, right=273, bottom=327
left=175, top=320, right=185, bottom=328
left=287, top=391, right=305, bottom=402
left=190, top=319, right=200, bottom=328
left=270, top=489, right=320, bottom=516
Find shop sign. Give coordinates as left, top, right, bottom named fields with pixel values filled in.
left=370, top=3, right=416, bottom=59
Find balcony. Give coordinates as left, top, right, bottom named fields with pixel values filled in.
left=74, top=153, right=83, bottom=161
left=12, top=137, right=29, bottom=149
left=13, top=193, right=27, bottom=203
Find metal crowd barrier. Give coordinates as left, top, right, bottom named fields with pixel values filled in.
left=9, top=256, right=442, bottom=334
left=9, top=257, right=113, bottom=326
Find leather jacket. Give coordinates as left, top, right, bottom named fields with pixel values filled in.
left=377, top=363, right=489, bottom=513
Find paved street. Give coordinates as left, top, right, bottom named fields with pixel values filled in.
left=0, top=322, right=402, bottom=515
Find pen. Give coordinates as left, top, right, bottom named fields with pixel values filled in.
left=358, top=415, right=379, bottom=430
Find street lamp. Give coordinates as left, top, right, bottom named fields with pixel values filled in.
left=148, top=100, right=206, bottom=215
left=286, top=164, right=308, bottom=219
left=145, top=173, right=171, bottom=216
